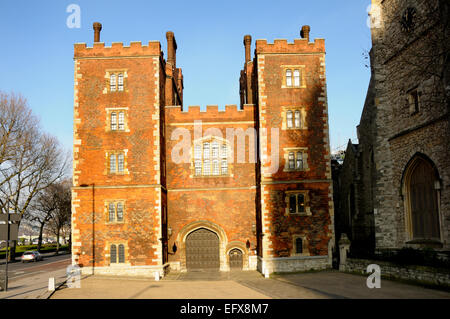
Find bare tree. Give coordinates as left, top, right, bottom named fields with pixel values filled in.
left=45, top=180, right=71, bottom=253
left=0, top=92, right=70, bottom=259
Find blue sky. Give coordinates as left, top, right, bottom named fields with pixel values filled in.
left=0, top=0, right=372, bottom=153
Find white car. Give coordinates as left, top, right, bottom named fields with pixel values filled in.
left=21, top=251, right=43, bottom=263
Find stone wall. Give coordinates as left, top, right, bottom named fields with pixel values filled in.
left=341, top=258, right=450, bottom=288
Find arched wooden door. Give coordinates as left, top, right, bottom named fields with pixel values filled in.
left=407, top=157, right=440, bottom=241
left=229, top=249, right=243, bottom=270
left=186, top=228, right=220, bottom=271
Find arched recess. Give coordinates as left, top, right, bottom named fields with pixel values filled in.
left=226, top=241, right=249, bottom=270
left=401, top=153, right=442, bottom=245
left=176, top=220, right=228, bottom=272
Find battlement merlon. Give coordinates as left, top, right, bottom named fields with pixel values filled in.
left=255, top=38, right=325, bottom=54
left=74, top=41, right=162, bottom=59
left=165, top=104, right=256, bottom=122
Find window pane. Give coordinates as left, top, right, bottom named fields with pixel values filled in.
left=110, top=154, right=116, bottom=173
left=111, top=112, right=117, bottom=130
left=286, top=69, right=292, bottom=87
left=289, top=195, right=296, bottom=214
left=110, top=74, right=116, bottom=92
left=221, top=144, right=227, bottom=158
left=213, top=160, right=219, bottom=175
left=195, top=160, right=202, bottom=176
left=203, top=143, right=210, bottom=159
left=194, top=144, right=201, bottom=159
left=296, top=238, right=303, bottom=254
left=118, top=244, right=125, bottom=263
left=118, top=154, right=124, bottom=172
left=118, top=74, right=124, bottom=91
left=110, top=245, right=117, bottom=263
left=118, top=112, right=124, bottom=130
left=212, top=141, right=219, bottom=158
left=109, top=203, right=115, bottom=222
left=203, top=160, right=210, bottom=175
left=297, top=194, right=305, bottom=213
left=294, top=69, right=300, bottom=87
left=117, top=202, right=123, bottom=221
left=289, top=152, right=295, bottom=169
left=287, top=111, right=293, bottom=128
left=221, top=159, right=228, bottom=175
left=295, top=111, right=301, bottom=128
left=296, top=152, right=303, bottom=169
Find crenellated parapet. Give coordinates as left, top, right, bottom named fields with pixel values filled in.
left=165, top=104, right=256, bottom=123
left=74, top=41, right=162, bottom=58
left=255, top=38, right=325, bottom=54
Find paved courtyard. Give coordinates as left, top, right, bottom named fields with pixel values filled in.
left=51, top=270, right=450, bottom=299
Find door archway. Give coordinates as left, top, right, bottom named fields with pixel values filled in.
left=229, top=249, right=243, bottom=270
left=185, top=228, right=220, bottom=271
left=403, top=154, right=441, bottom=243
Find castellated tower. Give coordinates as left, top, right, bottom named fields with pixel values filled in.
left=72, top=23, right=333, bottom=276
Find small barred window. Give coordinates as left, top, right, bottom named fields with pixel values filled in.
left=109, top=203, right=115, bottom=222
left=287, top=111, right=293, bottom=128
left=286, top=69, right=292, bottom=87
left=294, top=110, right=301, bottom=128
left=289, top=152, right=295, bottom=169
left=118, top=244, right=125, bottom=263
left=118, top=154, right=124, bottom=172
left=118, top=112, right=125, bottom=130
left=111, top=112, right=117, bottom=131
left=110, top=74, right=117, bottom=92
left=118, top=74, right=124, bottom=91
left=296, top=152, right=303, bottom=169
left=117, top=202, right=123, bottom=221
left=110, top=245, right=117, bottom=263
left=293, top=69, right=300, bottom=87
left=110, top=154, right=116, bottom=173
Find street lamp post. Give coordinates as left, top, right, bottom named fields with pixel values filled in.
left=80, top=183, right=95, bottom=275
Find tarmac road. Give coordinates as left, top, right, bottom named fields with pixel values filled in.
left=0, top=252, right=71, bottom=282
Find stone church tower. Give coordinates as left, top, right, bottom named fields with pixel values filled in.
left=72, top=23, right=334, bottom=276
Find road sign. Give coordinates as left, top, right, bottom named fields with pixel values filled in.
left=0, top=213, right=20, bottom=242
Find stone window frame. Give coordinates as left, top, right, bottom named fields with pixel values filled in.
left=104, top=69, right=128, bottom=94
left=285, top=190, right=312, bottom=216
left=104, top=200, right=126, bottom=224
left=281, top=65, right=306, bottom=89
left=283, top=147, right=309, bottom=172
left=190, top=135, right=233, bottom=178
left=292, top=234, right=310, bottom=256
left=407, top=86, right=421, bottom=115
left=105, top=150, right=129, bottom=175
left=106, top=241, right=129, bottom=266
left=281, top=107, right=308, bottom=130
left=105, top=107, right=130, bottom=132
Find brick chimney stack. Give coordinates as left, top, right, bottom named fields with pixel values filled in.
left=300, top=25, right=311, bottom=42
left=93, top=22, right=102, bottom=43
left=166, top=31, right=177, bottom=67
left=243, top=35, right=252, bottom=63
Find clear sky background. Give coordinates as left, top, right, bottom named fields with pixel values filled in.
left=0, top=0, right=372, bottom=154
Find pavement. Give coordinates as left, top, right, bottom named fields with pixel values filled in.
left=51, top=269, right=450, bottom=299
left=0, top=252, right=71, bottom=299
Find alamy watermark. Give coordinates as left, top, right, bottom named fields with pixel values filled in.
left=366, top=264, right=381, bottom=288
left=66, top=264, right=81, bottom=288
left=170, top=121, right=280, bottom=173
left=66, top=4, right=81, bottom=29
